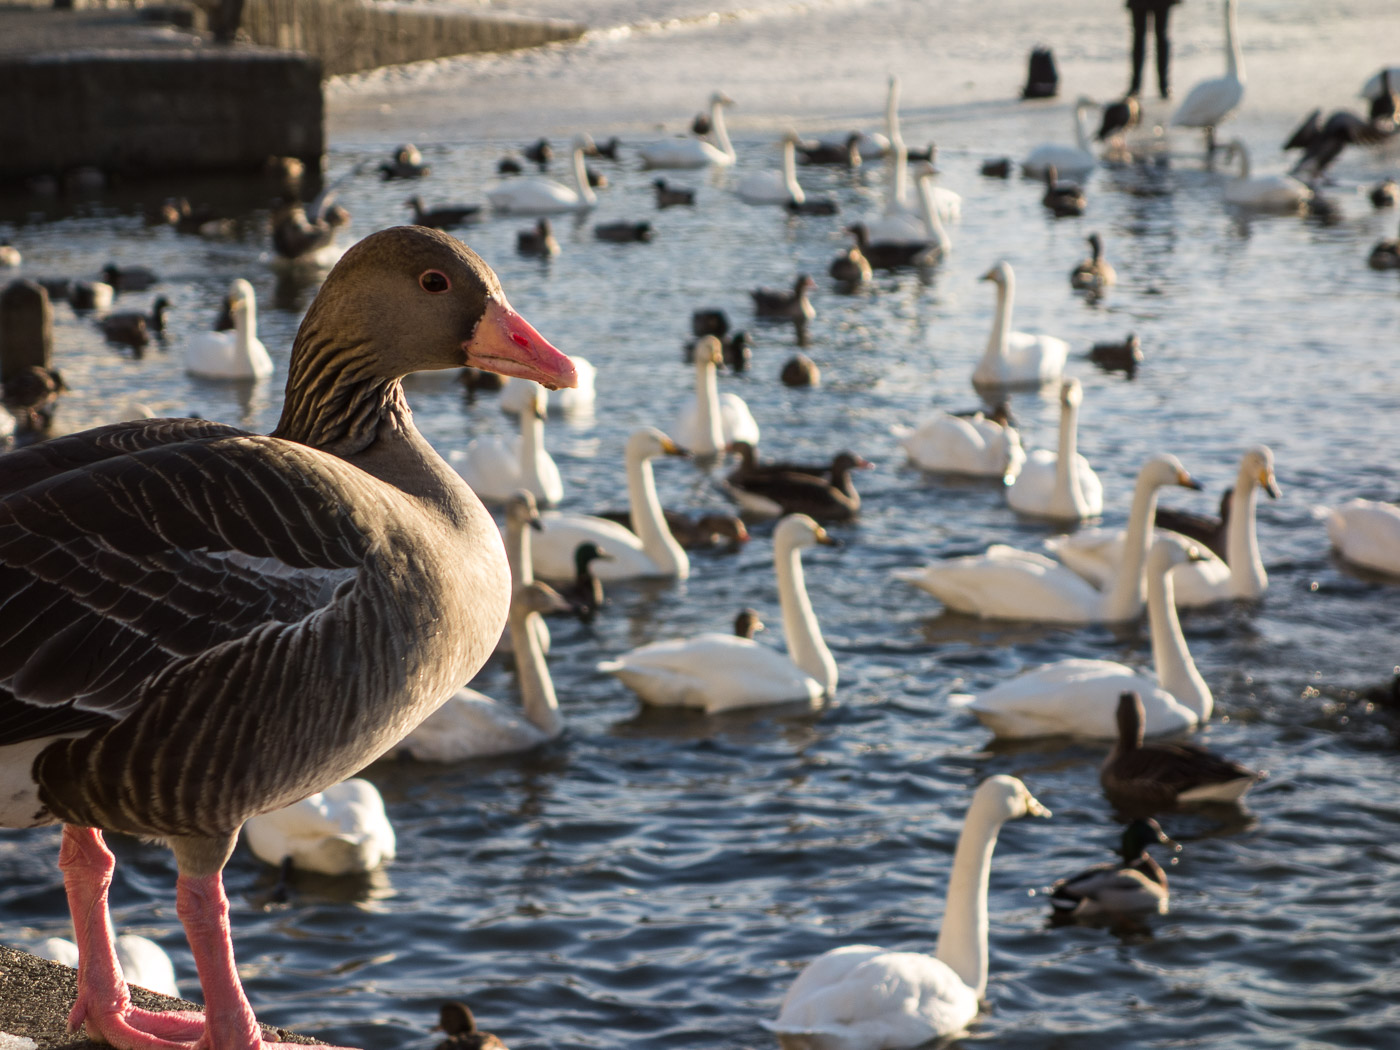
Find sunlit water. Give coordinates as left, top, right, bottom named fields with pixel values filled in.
left=3, top=2, right=1400, bottom=1048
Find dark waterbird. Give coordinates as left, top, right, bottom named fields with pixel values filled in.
left=653, top=178, right=696, bottom=207
left=780, top=352, right=821, bottom=387
left=1042, top=165, right=1086, bottom=218
left=379, top=143, right=430, bottom=179
left=727, top=446, right=871, bottom=522
left=516, top=217, right=559, bottom=257
left=1283, top=106, right=1393, bottom=183
left=101, top=262, right=158, bottom=292
left=523, top=137, right=553, bottom=168
left=796, top=132, right=863, bottom=167
left=405, top=196, right=483, bottom=229
left=0, top=225, right=576, bottom=1050
left=1049, top=817, right=1177, bottom=919
left=433, top=1001, right=508, bottom=1050
left=561, top=541, right=611, bottom=622
left=594, top=220, right=653, bottom=243
left=596, top=508, right=749, bottom=552
left=1088, top=333, right=1142, bottom=376
left=99, top=296, right=171, bottom=350
left=1155, top=488, right=1234, bottom=561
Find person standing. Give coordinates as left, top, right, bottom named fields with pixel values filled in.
left=1127, top=0, right=1180, bottom=99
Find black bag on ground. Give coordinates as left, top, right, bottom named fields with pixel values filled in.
left=1022, top=46, right=1059, bottom=100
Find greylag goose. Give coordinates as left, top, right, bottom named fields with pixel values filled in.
left=516, top=218, right=559, bottom=257
left=1088, top=333, right=1141, bottom=376
left=828, top=244, right=872, bottom=287
left=405, top=196, right=483, bottom=229
left=751, top=274, right=816, bottom=321
left=1097, top=96, right=1142, bottom=143
left=433, top=1002, right=508, bottom=1050
left=726, top=450, right=870, bottom=522
left=101, top=263, right=159, bottom=292
left=1101, top=692, right=1264, bottom=811
left=1049, top=818, right=1176, bottom=919
left=843, top=222, right=932, bottom=269
left=1155, top=488, right=1233, bottom=561
left=0, top=225, right=576, bottom=1050
left=379, top=144, right=430, bottom=180
left=725, top=440, right=833, bottom=483
left=1042, top=165, right=1087, bottom=218
left=653, top=179, right=696, bottom=207
left=272, top=198, right=350, bottom=263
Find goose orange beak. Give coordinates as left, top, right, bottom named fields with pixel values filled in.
left=469, top=298, right=578, bottom=390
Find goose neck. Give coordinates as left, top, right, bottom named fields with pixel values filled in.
left=933, top=793, right=1004, bottom=998
left=1100, top=469, right=1162, bottom=621
left=508, top=605, right=561, bottom=738
left=625, top=444, right=689, bottom=578
left=571, top=146, right=597, bottom=206
left=773, top=535, right=836, bottom=695
left=274, top=344, right=404, bottom=459
left=1226, top=463, right=1267, bottom=595
left=1147, top=560, right=1212, bottom=720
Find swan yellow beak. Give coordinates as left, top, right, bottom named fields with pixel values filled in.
left=1177, top=470, right=1203, bottom=491
left=661, top=436, right=689, bottom=457
left=1025, top=794, right=1052, bottom=818
left=1261, top=470, right=1281, bottom=498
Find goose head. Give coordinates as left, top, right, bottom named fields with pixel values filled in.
left=971, top=775, right=1052, bottom=824
left=734, top=607, right=765, bottom=639
left=1244, top=445, right=1281, bottom=498
left=698, top=513, right=749, bottom=546
left=505, top=489, right=542, bottom=531
left=301, top=226, right=576, bottom=388
left=628, top=426, right=689, bottom=462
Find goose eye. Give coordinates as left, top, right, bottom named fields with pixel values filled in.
left=420, top=270, right=450, bottom=294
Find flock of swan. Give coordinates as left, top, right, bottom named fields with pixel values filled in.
left=2, top=10, right=1399, bottom=1048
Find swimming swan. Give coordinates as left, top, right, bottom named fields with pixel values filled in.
left=598, top=514, right=837, bottom=711
left=1023, top=97, right=1099, bottom=180
left=1327, top=498, right=1400, bottom=576
left=972, top=261, right=1069, bottom=390
left=242, top=778, right=395, bottom=876
left=1221, top=139, right=1311, bottom=211
left=766, top=776, right=1049, bottom=1049
left=486, top=135, right=598, bottom=214
left=185, top=279, right=272, bottom=380
left=736, top=132, right=807, bottom=205
left=450, top=387, right=563, bottom=507
left=674, top=335, right=760, bottom=456
left=639, top=92, right=737, bottom=169
left=1005, top=377, right=1104, bottom=521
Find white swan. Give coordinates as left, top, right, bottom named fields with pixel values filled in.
left=496, top=490, right=549, bottom=655
left=1172, top=0, right=1246, bottom=153
left=895, top=408, right=1024, bottom=479
left=736, top=132, right=807, bottom=205
left=1328, top=498, right=1400, bottom=576
left=486, top=134, right=597, bottom=214
left=450, top=387, right=563, bottom=506
left=1005, top=378, right=1104, bottom=521
left=639, top=92, right=737, bottom=169
left=894, top=454, right=1200, bottom=624
left=885, top=77, right=961, bottom=225
left=385, top=582, right=571, bottom=762
left=766, top=776, right=1049, bottom=1049
left=242, top=777, right=395, bottom=876
left=955, top=540, right=1211, bottom=739
left=500, top=356, right=598, bottom=416
left=1222, top=139, right=1311, bottom=211
left=972, top=261, right=1069, bottom=390
left=1023, top=97, right=1098, bottom=180
left=530, top=427, right=690, bottom=581
left=598, top=514, right=837, bottom=711
left=184, top=279, right=272, bottom=380
left=1048, top=445, right=1279, bottom=607
left=674, top=335, right=760, bottom=456
left=36, top=935, right=180, bottom=999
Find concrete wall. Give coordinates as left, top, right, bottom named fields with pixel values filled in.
left=239, top=0, right=584, bottom=77
left=0, top=49, right=323, bottom=181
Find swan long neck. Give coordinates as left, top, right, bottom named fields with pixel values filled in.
left=693, top=354, right=725, bottom=456
left=887, top=137, right=910, bottom=212
left=1101, top=471, right=1162, bottom=621
left=1051, top=394, right=1081, bottom=518
left=1147, top=559, right=1212, bottom=720
left=1226, top=463, right=1267, bottom=596
left=774, top=536, right=836, bottom=695
left=782, top=138, right=804, bottom=204
left=626, top=445, right=688, bottom=578
left=236, top=291, right=257, bottom=352
left=885, top=76, right=904, bottom=150
left=505, top=516, right=534, bottom=587
left=710, top=98, right=736, bottom=160
left=518, top=406, right=544, bottom=483
left=934, top=794, right=1003, bottom=998
left=982, top=272, right=1013, bottom=371
left=1073, top=100, right=1094, bottom=153
left=914, top=173, right=950, bottom=251
left=572, top=145, right=597, bottom=206
left=1224, top=0, right=1244, bottom=81
left=508, top=604, right=561, bottom=739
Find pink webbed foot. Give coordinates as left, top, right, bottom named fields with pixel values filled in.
left=68, top=1001, right=205, bottom=1050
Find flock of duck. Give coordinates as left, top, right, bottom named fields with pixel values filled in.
left=2, top=14, right=1400, bottom=1049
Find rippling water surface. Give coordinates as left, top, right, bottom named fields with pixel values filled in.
left=3, top=2, right=1400, bottom=1047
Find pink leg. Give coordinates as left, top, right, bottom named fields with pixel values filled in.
left=177, top=871, right=355, bottom=1050
left=59, top=826, right=205, bottom=1048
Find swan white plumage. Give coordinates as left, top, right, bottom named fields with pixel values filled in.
left=894, top=454, right=1200, bottom=624
left=883, top=76, right=962, bottom=225
left=674, top=335, right=760, bottom=456
left=242, top=778, right=395, bottom=876
left=1005, top=377, right=1104, bottom=521
left=1022, top=97, right=1099, bottom=180
left=184, top=279, right=272, bottom=380
left=35, top=935, right=180, bottom=998
left=1221, top=139, right=1311, bottom=210
left=1048, top=445, right=1279, bottom=607
left=486, top=134, right=598, bottom=214
left=496, top=490, right=549, bottom=655
left=737, top=132, right=807, bottom=205
left=1171, top=0, right=1246, bottom=153
left=1327, top=498, right=1400, bottom=576
left=598, top=514, right=837, bottom=711
left=895, top=408, right=1024, bottom=479
left=765, top=776, right=1049, bottom=1050
left=972, top=261, right=1069, bottom=390
left=955, top=540, right=1211, bottom=738
left=530, top=427, right=690, bottom=581
left=639, top=92, right=737, bottom=169
left=500, top=356, right=598, bottom=416
left=450, top=387, right=563, bottom=506
left=384, top=581, right=572, bottom=762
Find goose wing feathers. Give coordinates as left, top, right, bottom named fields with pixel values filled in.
left=0, top=426, right=379, bottom=750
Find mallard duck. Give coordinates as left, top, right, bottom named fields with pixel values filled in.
left=1101, top=692, right=1264, bottom=810
left=1049, top=818, right=1176, bottom=918
left=562, top=542, right=610, bottom=621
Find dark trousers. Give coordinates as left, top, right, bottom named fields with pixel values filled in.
left=1129, top=7, right=1172, bottom=98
